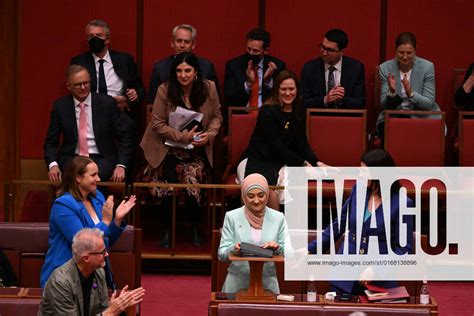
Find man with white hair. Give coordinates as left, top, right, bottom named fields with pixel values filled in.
left=147, top=24, right=218, bottom=104
left=39, top=228, right=145, bottom=315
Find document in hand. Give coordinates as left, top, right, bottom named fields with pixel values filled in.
left=165, top=107, right=204, bottom=149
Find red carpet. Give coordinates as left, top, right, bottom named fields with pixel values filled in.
left=141, top=274, right=211, bottom=316
left=141, top=275, right=473, bottom=316
left=430, top=281, right=474, bottom=315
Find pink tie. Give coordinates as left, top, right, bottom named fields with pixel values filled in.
left=78, top=102, right=89, bottom=156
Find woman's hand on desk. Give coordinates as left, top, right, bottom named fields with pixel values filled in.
left=261, top=241, right=279, bottom=251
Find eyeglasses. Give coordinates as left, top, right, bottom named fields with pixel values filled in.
left=319, top=43, right=340, bottom=54
left=87, top=248, right=108, bottom=256
left=71, top=81, right=90, bottom=88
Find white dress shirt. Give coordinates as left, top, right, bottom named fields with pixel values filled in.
left=324, top=58, right=343, bottom=93
left=48, top=93, right=99, bottom=170
left=92, top=50, right=124, bottom=97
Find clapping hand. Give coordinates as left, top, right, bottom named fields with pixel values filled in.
left=263, top=61, right=277, bottom=82
left=102, top=195, right=114, bottom=225
left=463, top=73, right=474, bottom=94
left=114, top=195, right=137, bottom=226
left=104, top=285, right=145, bottom=316
left=324, top=86, right=345, bottom=104
left=388, top=73, right=396, bottom=94
left=246, top=61, right=257, bottom=84
left=401, top=74, right=413, bottom=98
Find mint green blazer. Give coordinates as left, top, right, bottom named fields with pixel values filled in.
left=218, top=206, right=288, bottom=294
left=377, top=56, right=442, bottom=128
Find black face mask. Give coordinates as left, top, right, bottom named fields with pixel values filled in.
left=88, top=36, right=106, bottom=54
left=246, top=53, right=262, bottom=65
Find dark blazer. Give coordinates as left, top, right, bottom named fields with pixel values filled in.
left=301, top=56, right=365, bottom=108
left=241, top=104, right=318, bottom=185
left=224, top=54, right=286, bottom=107
left=455, top=63, right=474, bottom=110
left=147, top=55, right=219, bottom=104
left=71, top=50, right=146, bottom=110
left=43, top=93, right=133, bottom=179
left=308, top=185, right=414, bottom=294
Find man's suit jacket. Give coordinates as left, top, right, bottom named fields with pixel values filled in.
left=301, top=56, right=366, bottom=108
left=218, top=206, right=289, bottom=294
left=71, top=50, right=146, bottom=110
left=39, top=258, right=108, bottom=315
left=455, top=62, right=474, bottom=110
left=308, top=185, right=414, bottom=294
left=147, top=55, right=219, bottom=104
left=224, top=54, right=286, bottom=107
left=43, top=92, right=133, bottom=178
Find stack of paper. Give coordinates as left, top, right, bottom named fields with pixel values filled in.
left=165, top=107, right=203, bottom=149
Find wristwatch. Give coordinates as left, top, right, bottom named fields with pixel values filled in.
left=408, top=91, right=415, bottom=98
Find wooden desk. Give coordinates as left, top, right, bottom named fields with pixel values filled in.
left=229, top=254, right=284, bottom=301
left=0, top=288, right=138, bottom=315
left=209, top=292, right=438, bottom=315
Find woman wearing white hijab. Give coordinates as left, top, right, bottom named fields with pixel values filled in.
left=218, top=173, right=289, bottom=294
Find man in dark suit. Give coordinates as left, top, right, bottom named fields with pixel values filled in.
left=44, top=65, right=133, bottom=182
left=224, top=28, right=286, bottom=108
left=71, top=19, right=145, bottom=115
left=147, top=24, right=218, bottom=105
left=301, top=29, right=365, bottom=108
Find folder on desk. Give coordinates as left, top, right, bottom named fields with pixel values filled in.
left=365, top=284, right=389, bottom=298
left=365, top=286, right=409, bottom=302
left=240, top=242, right=274, bottom=258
